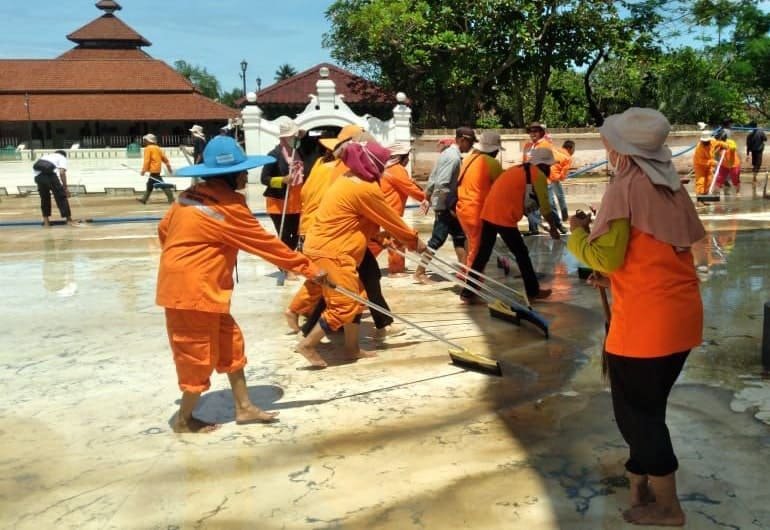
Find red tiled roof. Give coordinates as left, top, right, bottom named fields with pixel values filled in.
left=0, top=93, right=238, bottom=121
left=254, top=62, right=391, bottom=105
left=57, top=48, right=151, bottom=60
left=0, top=59, right=193, bottom=92
left=67, top=14, right=150, bottom=46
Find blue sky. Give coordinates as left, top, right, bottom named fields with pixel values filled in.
left=1, top=0, right=336, bottom=93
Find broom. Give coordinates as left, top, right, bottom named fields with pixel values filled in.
left=276, top=137, right=302, bottom=286
left=328, top=281, right=502, bottom=376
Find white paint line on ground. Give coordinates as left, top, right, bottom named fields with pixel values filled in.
left=0, top=211, right=23, bottom=215
left=79, top=235, right=158, bottom=241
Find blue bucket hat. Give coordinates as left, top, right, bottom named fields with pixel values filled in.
left=174, top=136, right=275, bottom=178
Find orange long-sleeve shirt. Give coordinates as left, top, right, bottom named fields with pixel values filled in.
left=299, top=158, right=336, bottom=236
left=456, top=153, right=492, bottom=220
left=522, top=138, right=554, bottom=162
left=481, top=164, right=552, bottom=227
left=381, top=164, right=425, bottom=216
left=303, top=175, right=419, bottom=266
left=142, top=144, right=170, bottom=174
left=156, top=179, right=318, bottom=313
left=693, top=139, right=728, bottom=168
left=549, top=147, right=572, bottom=182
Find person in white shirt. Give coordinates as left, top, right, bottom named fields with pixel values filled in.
left=33, top=150, right=78, bottom=227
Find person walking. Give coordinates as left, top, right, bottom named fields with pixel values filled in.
left=188, top=124, right=207, bottom=164
left=32, top=149, right=78, bottom=226
left=460, top=147, right=559, bottom=303
left=413, top=129, right=473, bottom=283
left=567, top=107, right=705, bottom=527
left=157, top=135, right=326, bottom=433
left=522, top=122, right=554, bottom=235
left=138, top=134, right=174, bottom=204
left=548, top=140, right=575, bottom=233
left=746, top=122, right=766, bottom=190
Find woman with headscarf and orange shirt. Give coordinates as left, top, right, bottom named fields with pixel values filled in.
left=296, top=137, right=426, bottom=368
left=157, top=136, right=326, bottom=434
left=456, top=131, right=504, bottom=266
left=376, top=142, right=425, bottom=275
left=567, top=108, right=705, bottom=527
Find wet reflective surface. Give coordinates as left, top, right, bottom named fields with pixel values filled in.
left=1, top=189, right=769, bottom=529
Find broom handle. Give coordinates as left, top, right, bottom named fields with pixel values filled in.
left=328, top=282, right=464, bottom=351
left=426, top=246, right=529, bottom=305
left=599, top=286, right=611, bottom=322
left=278, top=141, right=300, bottom=242
left=707, top=150, right=726, bottom=195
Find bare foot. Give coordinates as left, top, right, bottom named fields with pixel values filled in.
left=173, top=414, right=221, bottom=434
left=295, top=342, right=328, bottom=368
left=629, top=475, right=656, bottom=507
left=622, top=503, right=685, bottom=527
left=413, top=273, right=435, bottom=285
left=284, top=310, right=300, bottom=334
left=235, top=405, right=279, bottom=424
left=348, top=348, right=377, bottom=359
left=388, top=272, right=409, bottom=278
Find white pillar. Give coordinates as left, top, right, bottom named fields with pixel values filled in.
left=392, top=92, right=412, bottom=144
left=241, top=93, right=265, bottom=183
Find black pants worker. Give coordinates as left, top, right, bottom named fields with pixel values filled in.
left=35, top=172, right=71, bottom=219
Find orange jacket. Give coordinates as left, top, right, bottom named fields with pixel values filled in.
left=456, top=152, right=492, bottom=220
left=156, top=179, right=318, bottom=313
left=481, top=164, right=551, bottom=227
left=142, top=144, right=170, bottom=174
left=693, top=139, right=728, bottom=168
left=549, top=147, right=572, bottom=182
left=299, top=158, right=336, bottom=236
left=381, top=164, right=425, bottom=216
left=606, top=228, right=703, bottom=357
left=522, top=138, right=554, bottom=162
left=303, top=175, right=419, bottom=266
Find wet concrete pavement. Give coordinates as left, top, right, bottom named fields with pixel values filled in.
left=1, top=185, right=769, bottom=529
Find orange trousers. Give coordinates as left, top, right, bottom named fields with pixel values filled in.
left=289, top=280, right=323, bottom=316
left=313, top=255, right=365, bottom=331
left=457, top=212, right=481, bottom=266
left=694, top=164, right=713, bottom=195
left=165, top=308, right=246, bottom=393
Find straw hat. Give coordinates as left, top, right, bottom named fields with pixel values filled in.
left=699, top=133, right=713, bottom=142
left=189, top=125, right=204, bottom=135
left=473, top=131, right=504, bottom=153
left=529, top=147, right=556, bottom=166
left=278, top=119, right=299, bottom=138
left=173, top=136, right=275, bottom=178
left=387, top=141, right=411, bottom=156
left=142, top=133, right=157, bottom=144
left=528, top=122, right=546, bottom=133
left=319, top=124, right=364, bottom=151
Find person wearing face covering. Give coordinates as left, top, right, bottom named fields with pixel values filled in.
left=295, top=137, right=426, bottom=367
left=567, top=108, right=705, bottom=528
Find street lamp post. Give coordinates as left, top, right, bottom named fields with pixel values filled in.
left=239, top=59, right=248, bottom=97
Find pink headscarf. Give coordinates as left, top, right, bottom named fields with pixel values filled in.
left=340, top=140, right=390, bottom=182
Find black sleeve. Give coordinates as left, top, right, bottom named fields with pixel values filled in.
left=260, top=146, right=283, bottom=186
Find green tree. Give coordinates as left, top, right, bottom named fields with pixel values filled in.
left=220, top=88, right=244, bottom=108
left=174, top=60, right=221, bottom=100
left=274, top=64, right=298, bottom=81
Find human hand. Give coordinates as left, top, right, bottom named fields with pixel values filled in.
left=415, top=238, right=427, bottom=253
left=312, top=268, right=328, bottom=285
left=548, top=224, right=561, bottom=240
left=587, top=272, right=610, bottom=289
left=418, top=200, right=430, bottom=215
left=569, top=210, right=592, bottom=232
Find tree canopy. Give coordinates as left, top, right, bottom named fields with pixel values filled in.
left=323, top=0, right=770, bottom=127
left=274, top=64, right=298, bottom=81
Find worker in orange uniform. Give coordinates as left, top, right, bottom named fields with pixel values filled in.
left=547, top=140, right=575, bottom=234
left=714, top=138, right=742, bottom=195
left=568, top=108, right=705, bottom=527
left=261, top=119, right=305, bottom=282
left=522, top=122, right=554, bottom=235
left=379, top=141, right=425, bottom=275
left=461, top=147, right=559, bottom=303
left=138, top=133, right=174, bottom=204
left=693, top=134, right=728, bottom=197
left=456, top=131, right=504, bottom=266
left=157, top=136, right=326, bottom=433
left=296, top=137, right=426, bottom=368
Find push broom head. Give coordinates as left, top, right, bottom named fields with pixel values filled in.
left=448, top=347, right=502, bottom=376
left=696, top=194, right=720, bottom=202
left=487, top=300, right=550, bottom=338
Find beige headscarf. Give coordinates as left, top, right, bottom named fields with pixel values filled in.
left=590, top=109, right=705, bottom=249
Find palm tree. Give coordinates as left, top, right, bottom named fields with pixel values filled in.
left=274, top=64, right=298, bottom=82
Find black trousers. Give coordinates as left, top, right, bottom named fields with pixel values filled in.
left=301, top=249, right=393, bottom=335
left=141, top=173, right=174, bottom=203
left=607, top=350, right=689, bottom=477
left=35, top=172, right=71, bottom=219
left=426, top=210, right=466, bottom=250
left=461, top=220, right=540, bottom=299
left=269, top=213, right=300, bottom=251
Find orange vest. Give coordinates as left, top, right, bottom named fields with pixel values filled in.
left=522, top=138, right=554, bottom=162
left=549, top=147, right=571, bottom=182
left=299, top=158, right=336, bottom=236
left=456, top=153, right=492, bottom=219
left=381, top=164, right=425, bottom=216
left=481, top=165, right=527, bottom=227
left=606, top=228, right=703, bottom=358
